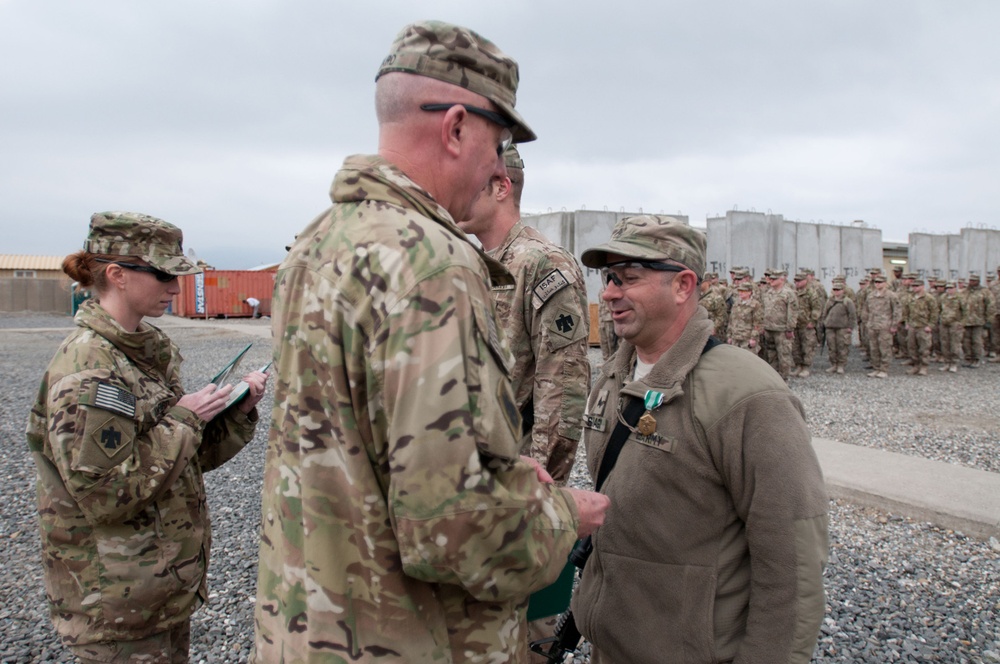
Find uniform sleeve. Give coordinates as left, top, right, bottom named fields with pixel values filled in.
left=786, top=292, right=798, bottom=329
left=707, top=390, right=829, bottom=664
left=41, top=368, right=204, bottom=527
left=198, top=405, right=259, bottom=471
left=383, top=264, right=580, bottom=601
left=526, top=258, right=591, bottom=484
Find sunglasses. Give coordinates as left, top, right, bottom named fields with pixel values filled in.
left=601, top=260, right=689, bottom=287
left=95, top=259, right=176, bottom=282
left=420, top=103, right=514, bottom=156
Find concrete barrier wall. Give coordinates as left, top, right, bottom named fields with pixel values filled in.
left=0, top=278, right=72, bottom=313
left=909, top=228, right=1000, bottom=280
left=706, top=211, right=883, bottom=291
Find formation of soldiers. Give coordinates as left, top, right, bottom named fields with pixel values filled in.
left=702, top=264, right=1000, bottom=379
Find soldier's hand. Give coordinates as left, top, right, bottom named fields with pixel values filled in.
left=177, top=383, right=235, bottom=422
left=785, top=330, right=794, bottom=339
left=521, top=455, right=554, bottom=484
left=565, top=488, right=610, bottom=538
left=237, top=370, right=269, bottom=414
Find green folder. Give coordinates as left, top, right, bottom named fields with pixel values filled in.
left=527, top=558, right=576, bottom=622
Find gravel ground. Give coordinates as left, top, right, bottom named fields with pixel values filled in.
left=1, top=313, right=997, bottom=663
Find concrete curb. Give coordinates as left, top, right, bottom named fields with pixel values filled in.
left=812, top=437, right=1000, bottom=539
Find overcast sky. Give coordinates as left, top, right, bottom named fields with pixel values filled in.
left=3, top=0, right=999, bottom=268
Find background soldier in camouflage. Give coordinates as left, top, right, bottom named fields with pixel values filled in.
left=896, top=273, right=915, bottom=360
left=903, top=279, right=939, bottom=376
left=989, top=265, right=1000, bottom=362
left=598, top=287, right=618, bottom=361
left=26, top=212, right=266, bottom=663
left=700, top=272, right=729, bottom=339
left=459, top=144, right=590, bottom=484
left=792, top=272, right=822, bottom=377
left=822, top=284, right=855, bottom=374
left=761, top=269, right=798, bottom=380
left=864, top=274, right=899, bottom=378
left=252, top=22, right=609, bottom=663
left=939, top=281, right=967, bottom=372
left=962, top=272, right=997, bottom=368
left=726, top=282, right=762, bottom=354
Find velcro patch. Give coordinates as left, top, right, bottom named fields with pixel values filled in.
left=80, top=410, right=136, bottom=470
left=93, top=382, right=136, bottom=418
left=532, top=269, right=569, bottom=308
left=584, top=414, right=607, bottom=432
left=547, top=307, right=583, bottom=343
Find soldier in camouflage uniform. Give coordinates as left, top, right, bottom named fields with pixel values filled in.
left=726, top=282, right=763, bottom=354
left=822, top=284, right=855, bottom=374
left=458, top=144, right=590, bottom=485
left=26, top=212, right=266, bottom=663
left=700, top=273, right=729, bottom=339
left=598, top=287, right=618, bottom=360
left=903, top=279, right=939, bottom=376
left=761, top=270, right=798, bottom=380
left=896, top=273, right=915, bottom=360
left=791, top=272, right=822, bottom=377
left=962, top=272, right=997, bottom=368
left=939, top=281, right=967, bottom=372
left=930, top=279, right=947, bottom=362
left=990, top=268, right=1000, bottom=360
left=251, top=22, right=608, bottom=663
left=863, top=274, right=899, bottom=378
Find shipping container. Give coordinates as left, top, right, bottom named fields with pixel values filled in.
left=171, top=270, right=275, bottom=318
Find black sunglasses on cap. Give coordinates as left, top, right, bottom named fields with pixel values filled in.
left=420, top=103, right=514, bottom=156
left=601, top=260, right=690, bottom=287
left=94, top=258, right=176, bottom=282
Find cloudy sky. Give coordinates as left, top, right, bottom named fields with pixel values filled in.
left=3, top=0, right=998, bottom=268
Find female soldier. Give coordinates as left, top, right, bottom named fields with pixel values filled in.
left=26, top=211, right=267, bottom=663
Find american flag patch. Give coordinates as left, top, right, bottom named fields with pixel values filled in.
left=94, top=383, right=136, bottom=418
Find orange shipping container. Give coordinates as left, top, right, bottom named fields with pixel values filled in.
left=171, top=270, right=276, bottom=318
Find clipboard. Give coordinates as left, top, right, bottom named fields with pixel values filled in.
left=210, top=343, right=253, bottom=387
left=224, top=362, right=272, bottom=409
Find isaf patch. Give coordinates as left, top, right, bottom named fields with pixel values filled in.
left=532, top=269, right=569, bottom=309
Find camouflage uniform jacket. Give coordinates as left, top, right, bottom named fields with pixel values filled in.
left=25, top=299, right=257, bottom=645
left=905, top=292, right=939, bottom=328
left=822, top=296, right=856, bottom=329
left=700, top=288, right=729, bottom=338
left=962, top=286, right=996, bottom=326
left=489, top=221, right=590, bottom=484
left=253, top=155, right=580, bottom=663
left=726, top=297, right=762, bottom=342
left=864, top=289, right=900, bottom=330
left=795, top=287, right=823, bottom=327
left=939, top=293, right=967, bottom=326
left=762, top=287, right=798, bottom=331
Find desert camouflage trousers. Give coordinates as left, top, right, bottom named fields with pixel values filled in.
left=730, top=336, right=760, bottom=355
left=964, top=325, right=986, bottom=362
left=826, top=328, right=851, bottom=367
left=763, top=330, right=793, bottom=379
left=868, top=328, right=894, bottom=373
left=907, top=327, right=932, bottom=368
left=70, top=620, right=190, bottom=664
left=940, top=323, right=964, bottom=364
left=793, top=326, right=818, bottom=368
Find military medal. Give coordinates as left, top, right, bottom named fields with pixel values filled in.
left=637, top=390, right=664, bottom=436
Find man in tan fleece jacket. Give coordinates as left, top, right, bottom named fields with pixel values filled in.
left=571, top=215, right=829, bottom=664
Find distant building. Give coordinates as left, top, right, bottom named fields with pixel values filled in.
left=0, top=255, right=67, bottom=281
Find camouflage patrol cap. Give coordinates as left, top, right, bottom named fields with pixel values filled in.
left=801, top=267, right=815, bottom=275
left=793, top=272, right=807, bottom=281
left=831, top=284, right=843, bottom=291
left=704, top=271, right=718, bottom=280
left=771, top=269, right=788, bottom=278
left=84, top=212, right=200, bottom=276
left=873, top=274, right=886, bottom=283
left=737, top=282, right=753, bottom=292
left=376, top=21, right=536, bottom=142
left=910, top=278, right=924, bottom=288
left=580, top=215, right=705, bottom=277
left=934, top=279, right=947, bottom=288
left=503, top=144, right=524, bottom=170
left=968, top=271, right=981, bottom=282
left=946, top=281, right=957, bottom=288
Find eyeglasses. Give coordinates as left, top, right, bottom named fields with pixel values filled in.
left=95, top=259, right=176, bottom=282
left=420, top=103, right=514, bottom=156
left=601, top=260, right=689, bottom=287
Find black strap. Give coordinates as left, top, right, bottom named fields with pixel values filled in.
left=593, top=336, right=721, bottom=492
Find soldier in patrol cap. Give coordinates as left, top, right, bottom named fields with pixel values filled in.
left=252, top=21, right=608, bottom=663
left=26, top=212, right=267, bottom=662
left=575, top=215, right=827, bottom=663
left=459, top=144, right=590, bottom=484
left=761, top=269, right=798, bottom=380
left=963, top=271, right=997, bottom=367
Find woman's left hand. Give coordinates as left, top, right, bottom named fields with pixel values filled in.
left=238, top=370, right=269, bottom=414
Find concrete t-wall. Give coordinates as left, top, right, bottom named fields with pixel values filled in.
left=909, top=228, right=1000, bottom=280
left=0, top=278, right=72, bottom=313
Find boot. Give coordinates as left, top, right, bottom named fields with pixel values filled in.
left=901, top=358, right=912, bottom=366
left=867, top=370, right=879, bottom=378
left=798, top=368, right=811, bottom=378
left=876, top=371, right=888, bottom=378
left=917, top=366, right=927, bottom=376
left=938, top=364, right=949, bottom=371
left=836, top=365, right=845, bottom=374
left=825, top=365, right=837, bottom=373
left=949, top=364, right=958, bottom=373
left=906, top=366, right=919, bottom=375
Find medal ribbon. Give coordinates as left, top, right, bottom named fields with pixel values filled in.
left=644, top=390, right=664, bottom=411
